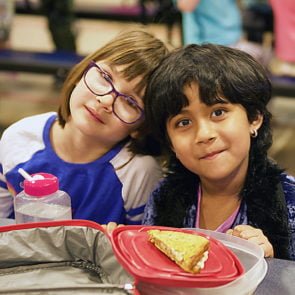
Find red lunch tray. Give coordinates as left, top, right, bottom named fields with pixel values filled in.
left=111, top=225, right=244, bottom=288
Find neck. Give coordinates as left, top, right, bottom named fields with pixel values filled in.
left=198, top=180, right=242, bottom=231
left=200, top=161, right=248, bottom=199
left=51, top=121, right=113, bottom=163
left=201, top=180, right=242, bottom=200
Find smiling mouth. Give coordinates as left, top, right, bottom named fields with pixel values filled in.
left=85, top=106, right=105, bottom=124
left=200, top=150, right=224, bottom=160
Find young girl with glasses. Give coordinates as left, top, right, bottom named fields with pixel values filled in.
left=0, top=29, right=169, bottom=228
left=143, top=44, right=295, bottom=260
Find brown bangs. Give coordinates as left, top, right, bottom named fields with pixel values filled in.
left=102, top=55, right=153, bottom=96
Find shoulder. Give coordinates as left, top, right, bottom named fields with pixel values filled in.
left=1, top=112, right=56, bottom=140
left=152, top=171, right=197, bottom=205
left=142, top=173, right=198, bottom=227
left=280, top=173, right=295, bottom=202
left=280, top=173, right=295, bottom=260
left=0, top=112, right=56, bottom=173
left=116, top=147, right=163, bottom=193
left=280, top=173, right=295, bottom=225
left=111, top=144, right=162, bottom=175
left=110, top=144, right=163, bottom=209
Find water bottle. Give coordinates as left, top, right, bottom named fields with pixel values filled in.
left=14, top=172, right=72, bottom=224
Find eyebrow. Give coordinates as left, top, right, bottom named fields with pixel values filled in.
left=98, top=64, right=113, bottom=80
left=101, top=63, right=143, bottom=105
left=199, top=98, right=229, bottom=105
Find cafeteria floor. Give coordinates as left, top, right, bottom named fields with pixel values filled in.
left=0, top=0, right=294, bottom=175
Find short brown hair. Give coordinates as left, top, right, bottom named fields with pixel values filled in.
left=57, top=29, right=169, bottom=155
left=58, top=29, right=169, bottom=155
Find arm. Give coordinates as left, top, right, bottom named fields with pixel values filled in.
left=142, top=188, right=158, bottom=225
left=227, top=224, right=274, bottom=257
left=102, top=156, right=162, bottom=232
left=0, top=132, right=15, bottom=218
left=123, top=159, right=162, bottom=225
left=0, top=167, right=14, bottom=218
left=112, top=147, right=163, bottom=225
left=176, top=0, right=201, bottom=12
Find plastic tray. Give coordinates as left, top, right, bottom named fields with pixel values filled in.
left=111, top=226, right=245, bottom=288
left=136, top=228, right=268, bottom=295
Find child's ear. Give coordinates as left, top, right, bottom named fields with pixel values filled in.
left=250, top=113, right=263, bottom=132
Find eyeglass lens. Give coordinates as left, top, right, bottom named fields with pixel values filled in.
left=84, top=66, right=142, bottom=123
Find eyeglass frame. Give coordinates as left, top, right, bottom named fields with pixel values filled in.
left=83, top=60, right=144, bottom=124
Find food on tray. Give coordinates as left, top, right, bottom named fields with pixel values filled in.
left=147, top=229, right=210, bottom=274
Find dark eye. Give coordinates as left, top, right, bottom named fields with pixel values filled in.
left=102, top=71, right=112, bottom=82
left=177, top=119, right=191, bottom=127
left=125, top=96, right=138, bottom=108
left=97, top=66, right=112, bottom=81
left=212, top=109, right=226, bottom=117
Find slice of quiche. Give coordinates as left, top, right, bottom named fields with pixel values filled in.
left=147, top=229, right=210, bottom=274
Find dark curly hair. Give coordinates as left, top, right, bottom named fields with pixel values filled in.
left=144, top=43, right=273, bottom=159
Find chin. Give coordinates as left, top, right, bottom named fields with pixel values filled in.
left=201, top=167, right=234, bottom=180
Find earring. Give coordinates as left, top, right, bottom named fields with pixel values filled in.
left=251, top=129, right=258, bottom=138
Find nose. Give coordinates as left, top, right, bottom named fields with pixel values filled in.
left=194, top=121, right=216, bottom=144
left=96, top=93, right=115, bottom=110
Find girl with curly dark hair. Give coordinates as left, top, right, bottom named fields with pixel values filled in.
left=143, top=44, right=295, bottom=260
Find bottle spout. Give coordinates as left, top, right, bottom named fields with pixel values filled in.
left=18, top=168, right=34, bottom=181
left=18, top=168, right=45, bottom=181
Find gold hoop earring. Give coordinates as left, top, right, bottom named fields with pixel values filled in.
left=251, top=129, right=258, bottom=138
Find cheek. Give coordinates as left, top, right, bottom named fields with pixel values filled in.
left=169, top=134, right=191, bottom=156
left=110, top=119, right=139, bottom=139
left=227, top=122, right=252, bottom=156
left=69, top=92, right=76, bottom=111
left=69, top=84, right=88, bottom=109
left=167, top=125, right=192, bottom=154
left=171, top=137, right=197, bottom=172
left=238, top=132, right=251, bottom=153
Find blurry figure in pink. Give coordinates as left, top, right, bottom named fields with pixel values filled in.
left=269, top=0, right=295, bottom=77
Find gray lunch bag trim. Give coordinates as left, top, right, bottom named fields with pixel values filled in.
left=0, top=222, right=134, bottom=294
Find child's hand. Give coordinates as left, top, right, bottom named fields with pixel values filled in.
left=226, top=225, right=274, bottom=258
left=101, top=222, right=123, bottom=234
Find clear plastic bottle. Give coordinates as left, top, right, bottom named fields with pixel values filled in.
left=14, top=172, right=72, bottom=224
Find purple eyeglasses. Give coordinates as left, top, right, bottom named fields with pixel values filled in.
left=83, top=61, right=144, bottom=124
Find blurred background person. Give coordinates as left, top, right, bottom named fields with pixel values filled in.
left=177, top=0, right=241, bottom=46
left=268, top=0, right=295, bottom=77
left=0, top=0, right=14, bottom=49
left=175, top=0, right=264, bottom=63
left=40, top=0, right=77, bottom=86
left=40, top=0, right=76, bottom=53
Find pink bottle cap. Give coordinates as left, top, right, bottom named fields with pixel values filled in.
left=24, top=173, right=59, bottom=197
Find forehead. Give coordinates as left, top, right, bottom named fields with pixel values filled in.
left=184, top=81, right=228, bottom=106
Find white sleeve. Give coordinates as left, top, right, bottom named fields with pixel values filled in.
left=111, top=146, right=163, bottom=224
left=0, top=170, right=13, bottom=218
